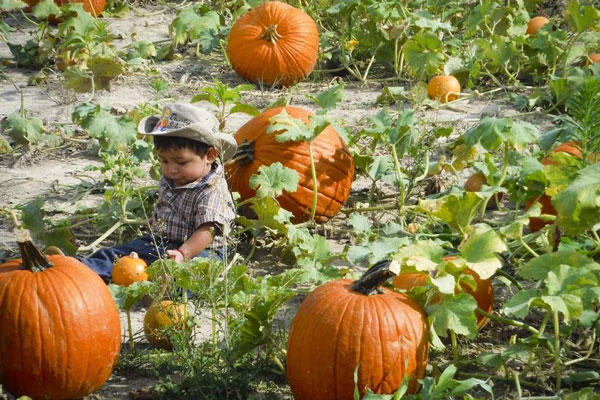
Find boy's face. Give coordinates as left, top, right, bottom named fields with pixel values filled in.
left=157, top=147, right=217, bottom=187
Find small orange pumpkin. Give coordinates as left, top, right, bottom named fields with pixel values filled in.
left=287, top=260, right=429, bottom=399
left=227, top=1, right=319, bottom=87
left=392, top=256, right=494, bottom=329
left=143, top=300, right=188, bottom=349
left=112, top=252, right=148, bottom=287
left=225, top=106, right=354, bottom=223
left=427, top=75, right=461, bottom=103
left=0, top=230, right=121, bottom=399
left=526, top=16, right=550, bottom=35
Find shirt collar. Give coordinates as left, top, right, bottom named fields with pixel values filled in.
left=162, top=163, right=221, bottom=189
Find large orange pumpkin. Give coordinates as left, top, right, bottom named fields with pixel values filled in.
left=225, top=106, right=354, bottom=223
left=427, top=75, right=461, bottom=103
left=287, top=260, right=429, bottom=399
left=392, top=256, right=494, bottom=329
left=227, top=1, right=319, bottom=87
left=0, top=231, right=121, bottom=400
left=25, top=0, right=105, bottom=20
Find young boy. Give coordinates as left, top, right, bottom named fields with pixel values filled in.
left=76, top=103, right=237, bottom=282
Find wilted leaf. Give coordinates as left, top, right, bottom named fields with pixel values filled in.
left=1, top=113, right=45, bottom=146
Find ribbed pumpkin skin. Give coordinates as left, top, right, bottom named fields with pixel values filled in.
left=0, top=255, right=121, bottom=400
left=227, top=1, right=319, bottom=87
left=526, top=16, right=549, bottom=35
left=287, top=279, right=429, bottom=399
left=24, top=0, right=105, bottom=20
left=427, top=75, right=461, bottom=103
left=225, top=106, right=354, bottom=223
left=392, top=266, right=494, bottom=329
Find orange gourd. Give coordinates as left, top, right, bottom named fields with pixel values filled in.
left=143, top=300, right=188, bottom=349
left=392, top=256, right=493, bottom=328
left=0, top=231, right=121, bottom=400
left=526, top=16, right=550, bottom=35
left=287, top=260, right=429, bottom=399
left=427, top=75, right=461, bottom=103
left=112, top=252, right=148, bottom=286
left=227, top=1, right=319, bottom=87
left=225, top=106, right=354, bottom=223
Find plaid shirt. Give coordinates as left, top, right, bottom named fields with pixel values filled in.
left=149, top=163, right=235, bottom=251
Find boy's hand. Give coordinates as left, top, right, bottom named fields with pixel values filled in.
left=167, top=249, right=185, bottom=263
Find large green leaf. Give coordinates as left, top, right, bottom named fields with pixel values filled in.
left=553, top=162, right=600, bottom=235
left=1, top=113, right=45, bottom=146
left=459, top=224, right=507, bottom=279
left=427, top=293, right=478, bottom=338
left=564, top=1, right=599, bottom=34
left=248, top=162, right=299, bottom=199
left=463, top=117, right=539, bottom=151
left=419, top=191, right=485, bottom=234
left=32, top=0, right=61, bottom=19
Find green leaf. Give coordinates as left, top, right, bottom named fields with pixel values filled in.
left=252, top=196, right=293, bottom=232
left=553, top=163, right=600, bottom=235
left=229, top=103, right=260, bottom=117
left=427, top=293, right=478, bottom=338
left=71, top=102, right=137, bottom=151
left=403, top=31, right=445, bottom=77
left=125, top=40, right=156, bottom=60
left=0, top=0, right=26, bottom=10
left=64, top=66, right=93, bottom=93
left=503, top=288, right=540, bottom=318
left=32, top=0, right=61, bottom=19
left=463, top=117, right=539, bottom=151
left=519, top=250, right=597, bottom=280
left=88, top=57, right=124, bottom=91
left=268, top=110, right=330, bottom=144
left=564, top=1, right=599, bottom=34
left=248, top=162, right=299, bottom=199
left=169, top=5, right=222, bottom=48
left=393, top=240, right=444, bottom=272
left=1, top=113, right=45, bottom=146
left=419, top=191, right=485, bottom=234
left=347, top=213, right=371, bottom=235
left=307, top=83, right=344, bottom=113
left=18, top=197, right=78, bottom=255
left=459, top=224, right=507, bottom=279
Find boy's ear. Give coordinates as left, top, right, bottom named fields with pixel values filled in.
left=206, top=147, right=218, bottom=162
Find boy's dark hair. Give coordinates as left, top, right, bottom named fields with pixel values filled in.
left=153, top=135, right=212, bottom=156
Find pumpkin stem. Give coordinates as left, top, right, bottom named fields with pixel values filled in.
left=260, top=24, right=281, bottom=43
left=227, top=139, right=255, bottom=166
left=16, top=229, right=53, bottom=272
left=351, top=259, right=400, bottom=295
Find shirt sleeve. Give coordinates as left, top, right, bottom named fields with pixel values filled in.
left=194, top=180, right=236, bottom=234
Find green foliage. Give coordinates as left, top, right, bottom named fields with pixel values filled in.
left=169, top=4, right=225, bottom=53
left=72, top=102, right=137, bottom=151
left=17, top=197, right=77, bottom=254
left=190, top=79, right=258, bottom=129
left=1, top=112, right=45, bottom=146
left=248, top=162, right=299, bottom=199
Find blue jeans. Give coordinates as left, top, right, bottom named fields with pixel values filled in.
left=78, top=234, right=223, bottom=283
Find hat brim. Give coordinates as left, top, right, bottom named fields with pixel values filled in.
left=137, top=116, right=238, bottom=161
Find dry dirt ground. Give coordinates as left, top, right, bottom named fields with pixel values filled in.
left=0, top=5, right=552, bottom=400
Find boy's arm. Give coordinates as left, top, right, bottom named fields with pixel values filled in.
left=166, top=222, right=216, bottom=262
